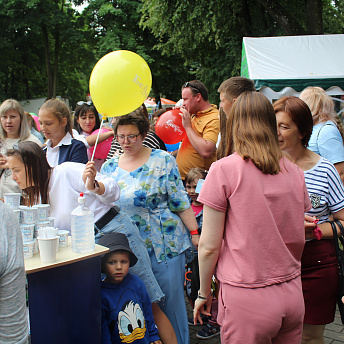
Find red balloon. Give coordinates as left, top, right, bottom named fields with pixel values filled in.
left=88, top=128, right=113, bottom=160
left=155, top=109, right=186, bottom=144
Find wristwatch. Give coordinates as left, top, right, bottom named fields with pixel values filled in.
left=91, top=180, right=100, bottom=193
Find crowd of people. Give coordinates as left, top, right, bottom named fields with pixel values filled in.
left=1, top=78, right=344, bottom=344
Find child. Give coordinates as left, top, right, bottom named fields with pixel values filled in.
left=185, top=168, right=220, bottom=340
left=98, top=233, right=162, bottom=344
left=185, top=167, right=207, bottom=266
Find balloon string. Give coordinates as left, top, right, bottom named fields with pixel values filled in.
left=90, top=117, right=105, bottom=162
left=85, top=117, right=104, bottom=188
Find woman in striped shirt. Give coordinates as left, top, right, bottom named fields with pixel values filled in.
left=274, top=96, right=344, bottom=344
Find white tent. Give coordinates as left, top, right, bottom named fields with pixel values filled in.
left=241, top=34, right=344, bottom=100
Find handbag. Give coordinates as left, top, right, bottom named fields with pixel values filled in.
left=330, top=220, right=344, bottom=324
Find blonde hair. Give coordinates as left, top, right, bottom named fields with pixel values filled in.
left=185, top=168, right=207, bottom=185
left=299, top=87, right=335, bottom=125
left=40, top=99, right=72, bottom=135
left=0, top=99, right=31, bottom=140
left=226, top=92, right=282, bottom=175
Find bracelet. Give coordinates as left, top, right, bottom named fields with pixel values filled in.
left=190, top=229, right=199, bottom=236
left=197, top=290, right=212, bottom=300
left=90, top=180, right=100, bottom=193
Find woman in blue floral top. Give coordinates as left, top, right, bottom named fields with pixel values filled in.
left=101, top=107, right=199, bottom=344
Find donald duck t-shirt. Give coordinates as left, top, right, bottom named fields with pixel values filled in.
left=101, top=273, right=160, bottom=344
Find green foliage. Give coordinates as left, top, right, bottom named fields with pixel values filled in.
left=82, top=0, right=193, bottom=102
left=141, top=0, right=344, bottom=102
left=0, top=0, right=96, bottom=105
left=0, top=0, right=342, bottom=107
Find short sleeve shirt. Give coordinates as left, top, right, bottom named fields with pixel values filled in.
left=198, top=153, right=311, bottom=288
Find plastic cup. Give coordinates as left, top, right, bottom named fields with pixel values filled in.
left=19, top=206, right=37, bottom=224
left=57, top=230, right=69, bottom=248
left=45, top=227, right=58, bottom=239
left=23, top=240, right=35, bottom=259
left=33, top=204, right=50, bottom=221
left=33, top=238, right=39, bottom=254
left=37, top=237, right=58, bottom=263
left=47, top=217, right=55, bottom=227
left=20, top=224, right=35, bottom=242
left=13, top=209, right=21, bottom=222
left=35, top=221, right=51, bottom=238
left=4, top=193, right=21, bottom=209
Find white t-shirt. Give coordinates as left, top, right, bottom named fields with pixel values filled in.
left=48, top=162, right=121, bottom=232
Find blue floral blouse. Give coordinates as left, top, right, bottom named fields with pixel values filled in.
left=101, top=149, right=191, bottom=263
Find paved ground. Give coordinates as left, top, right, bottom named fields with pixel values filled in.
left=187, top=299, right=344, bottom=344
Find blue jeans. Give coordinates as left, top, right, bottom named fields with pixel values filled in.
left=95, top=210, right=164, bottom=303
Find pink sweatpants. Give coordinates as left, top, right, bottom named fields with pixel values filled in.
left=217, top=277, right=304, bottom=344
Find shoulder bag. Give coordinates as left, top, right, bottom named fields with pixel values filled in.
left=331, top=220, right=344, bottom=324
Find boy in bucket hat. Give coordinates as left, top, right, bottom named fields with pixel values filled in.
left=99, top=233, right=162, bottom=344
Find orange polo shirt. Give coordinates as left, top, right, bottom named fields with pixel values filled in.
left=176, top=105, right=220, bottom=179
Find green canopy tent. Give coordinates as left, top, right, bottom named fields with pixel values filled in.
left=241, top=34, right=344, bottom=101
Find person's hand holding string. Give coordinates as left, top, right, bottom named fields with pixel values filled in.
left=82, top=161, right=105, bottom=195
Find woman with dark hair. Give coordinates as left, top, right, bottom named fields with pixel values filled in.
left=6, top=141, right=165, bottom=328
left=73, top=102, right=101, bottom=135
left=73, top=101, right=114, bottom=170
left=105, top=105, right=166, bottom=161
left=274, top=96, right=344, bottom=344
left=101, top=107, right=199, bottom=344
left=39, top=99, right=88, bottom=167
left=194, top=92, right=311, bottom=343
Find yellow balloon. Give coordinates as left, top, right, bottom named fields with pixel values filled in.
left=89, top=50, right=152, bottom=117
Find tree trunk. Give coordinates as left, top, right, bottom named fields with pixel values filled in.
left=41, top=23, right=53, bottom=99
left=53, top=30, right=60, bottom=98
left=306, top=0, right=323, bottom=34
left=151, top=75, right=161, bottom=109
left=254, top=0, right=307, bottom=35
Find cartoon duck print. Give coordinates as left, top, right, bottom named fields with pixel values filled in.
left=118, top=300, right=146, bottom=343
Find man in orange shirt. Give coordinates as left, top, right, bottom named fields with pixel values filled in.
left=176, top=80, right=220, bottom=180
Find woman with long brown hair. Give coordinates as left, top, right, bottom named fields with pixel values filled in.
left=193, top=92, right=311, bottom=343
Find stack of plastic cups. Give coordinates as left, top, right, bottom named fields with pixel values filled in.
left=19, top=206, right=37, bottom=259
left=33, top=204, right=53, bottom=254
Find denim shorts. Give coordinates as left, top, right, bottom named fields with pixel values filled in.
left=95, top=210, right=164, bottom=303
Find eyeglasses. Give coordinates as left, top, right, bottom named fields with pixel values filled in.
left=115, top=134, right=140, bottom=144
left=77, top=101, right=92, bottom=106
left=183, top=82, right=202, bottom=94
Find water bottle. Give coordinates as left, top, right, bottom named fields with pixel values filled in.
left=71, top=193, right=95, bottom=253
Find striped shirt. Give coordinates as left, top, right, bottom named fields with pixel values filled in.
left=105, top=131, right=166, bottom=162
left=304, top=157, right=344, bottom=223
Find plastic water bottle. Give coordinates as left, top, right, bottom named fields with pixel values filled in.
left=71, top=193, right=95, bottom=253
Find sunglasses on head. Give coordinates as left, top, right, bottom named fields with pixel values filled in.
left=183, top=82, right=202, bottom=94
left=77, top=101, right=92, bottom=106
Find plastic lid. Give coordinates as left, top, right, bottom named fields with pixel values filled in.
left=78, top=192, right=86, bottom=204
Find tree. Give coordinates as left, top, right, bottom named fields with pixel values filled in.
left=82, top=0, right=193, bottom=103
left=141, top=0, right=344, bottom=102
left=0, top=0, right=96, bottom=103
